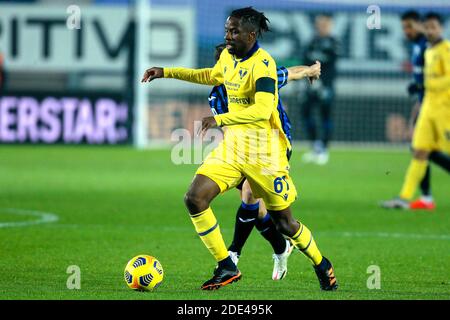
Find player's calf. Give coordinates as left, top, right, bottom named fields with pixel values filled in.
left=268, top=211, right=299, bottom=238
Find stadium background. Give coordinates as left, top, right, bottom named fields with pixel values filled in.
left=1, top=0, right=450, bottom=147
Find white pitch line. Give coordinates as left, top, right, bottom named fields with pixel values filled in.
left=41, top=223, right=450, bottom=241
left=318, top=231, right=450, bottom=241
left=0, top=208, right=59, bottom=228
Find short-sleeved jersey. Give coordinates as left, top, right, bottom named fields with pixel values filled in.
left=422, top=39, right=450, bottom=114
left=208, top=42, right=291, bottom=154
left=410, top=34, right=427, bottom=102
left=208, top=66, right=292, bottom=142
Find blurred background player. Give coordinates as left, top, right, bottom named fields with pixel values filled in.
left=300, top=13, right=340, bottom=165
left=209, top=43, right=321, bottom=280
left=400, top=10, right=434, bottom=209
left=381, top=12, right=450, bottom=210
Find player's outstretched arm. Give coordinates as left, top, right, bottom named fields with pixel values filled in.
left=199, top=90, right=275, bottom=135
left=214, top=90, right=275, bottom=127
left=141, top=67, right=219, bottom=86
left=286, top=66, right=307, bottom=80
left=287, top=60, right=321, bottom=83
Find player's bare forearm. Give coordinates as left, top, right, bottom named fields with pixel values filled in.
left=287, top=66, right=308, bottom=81
left=287, top=61, right=321, bottom=83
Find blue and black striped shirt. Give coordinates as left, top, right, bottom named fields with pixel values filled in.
left=411, top=34, right=427, bottom=103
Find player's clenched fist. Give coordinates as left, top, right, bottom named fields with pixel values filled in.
left=308, top=61, right=321, bottom=78
left=198, top=116, right=218, bottom=137
left=307, top=60, right=321, bottom=84
left=141, top=67, right=164, bottom=82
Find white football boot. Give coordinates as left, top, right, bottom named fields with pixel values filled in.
left=380, top=197, right=409, bottom=210
left=272, top=240, right=293, bottom=280
left=316, top=151, right=329, bottom=165
left=301, top=151, right=318, bottom=163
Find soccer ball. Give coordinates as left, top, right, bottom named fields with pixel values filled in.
left=124, top=255, right=164, bottom=291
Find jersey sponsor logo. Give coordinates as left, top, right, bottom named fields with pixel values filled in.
left=229, top=96, right=251, bottom=105
left=262, top=59, right=269, bottom=67
left=224, top=80, right=240, bottom=89
left=208, top=96, right=216, bottom=101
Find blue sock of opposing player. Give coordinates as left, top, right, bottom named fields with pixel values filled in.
left=255, top=214, right=287, bottom=255
left=228, top=202, right=259, bottom=255
left=419, top=164, right=432, bottom=197
left=429, top=151, right=450, bottom=172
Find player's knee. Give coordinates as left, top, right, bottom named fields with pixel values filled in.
left=184, top=190, right=208, bottom=213
left=241, top=189, right=256, bottom=204
left=241, top=181, right=258, bottom=205
left=273, top=216, right=296, bottom=237
left=413, top=149, right=429, bottom=160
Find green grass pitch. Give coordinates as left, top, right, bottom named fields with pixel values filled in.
left=0, top=146, right=449, bottom=300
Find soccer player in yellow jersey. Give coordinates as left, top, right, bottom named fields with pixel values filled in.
left=208, top=44, right=322, bottom=281
left=142, top=7, right=338, bottom=291
left=382, top=12, right=450, bottom=210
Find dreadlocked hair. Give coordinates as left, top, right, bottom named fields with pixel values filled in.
left=230, top=7, right=270, bottom=38
left=214, top=43, right=226, bottom=61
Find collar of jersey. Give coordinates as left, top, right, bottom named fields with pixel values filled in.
left=233, top=41, right=260, bottom=64
left=429, top=38, right=444, bottom=48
